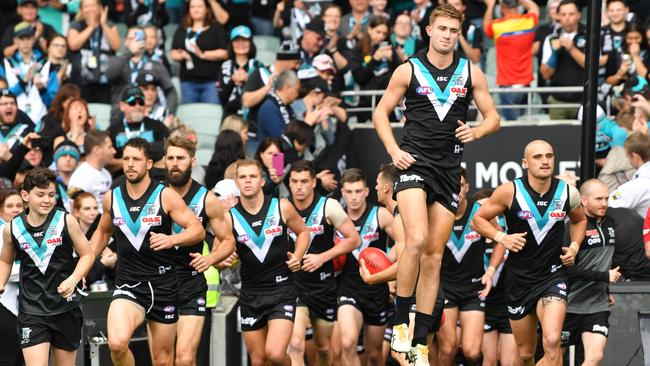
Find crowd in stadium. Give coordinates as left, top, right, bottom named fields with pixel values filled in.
left=1, top=0, right=650, bottom=365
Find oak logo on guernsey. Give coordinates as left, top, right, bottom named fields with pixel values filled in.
left=46, top=236, right=63, bottom=246
left=416, top=86, right=433, bottom=95
left=464, top=232, right=480, bottom=241
left=265, top=226, right=283, bottom=236
left=142, top=216, right=162, bottom=226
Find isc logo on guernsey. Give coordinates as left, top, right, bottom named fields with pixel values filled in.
left=416, top=86, right=433, bottom=95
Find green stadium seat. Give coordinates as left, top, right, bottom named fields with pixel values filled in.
left=176, top=103, right=223, bottom=151
left=253, top=35, right=280, bottom=52
left=88, top=103, right=112, bottom=131
left=195, top=148, right=213, bottom=166
left=256, top=49, right=276, bottom=66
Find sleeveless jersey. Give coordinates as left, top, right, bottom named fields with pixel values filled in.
left=401, top=50, right=473, bottom=168
left=110, top=181, right=174, bottom=282
left=484, top=214, right=509, bottom=304
left=504, top=177, right=570, bottom=288
left=288, top=195, right=336, bottom=296
left=441, top=201, right=485, bottom=287
left=340, top=205, right=389, bottom=298
left=11, top=208, right=82, bottom=315
left=173, top=180, right=209, bottom=281
left=231, top=196, right=292, bottom=294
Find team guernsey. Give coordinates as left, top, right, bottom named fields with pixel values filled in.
left=289, top=195, right=337, bottom=322
left=441, top=200, right=486, bottom=311
left=231, top=196, right=296, bottom=331
left=338, top=205, right=389, bottom=326
left=173, top=180, right=209, bottom=316
left=10, top=208, right=84, bottom=350
left=503, top=176, right=571, bottom=320
left=394, top=50, right=472, bottom=211
left=110, top=180, right=178, bottom=323
left=483, top=215, right=511, bottom=333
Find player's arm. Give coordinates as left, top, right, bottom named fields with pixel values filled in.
left=151, top=188, right=205, bottom=250
left=359, top=207, right=399, bottom=284
left=0, top=224, right=16, bottom=294
left=302, top=199, right=360, bottom=272
left=459, top=63, right=500, bottom=143
left=560, top=185, right=587, bottom=266
left=281, top=198, right=309, bottom=272
left=479, top=214, right=506, bottom=298
left=472, top=183, right=527, bottom=252
left=58, top=214, right=95, bottom=298
left=373, top=62, right=416, bottom=170
left=90, top=191, right=115, bottom=256
left=190, top=192, right=236, bottom=273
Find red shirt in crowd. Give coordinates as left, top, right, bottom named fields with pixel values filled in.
left=644, top=206, right=650, bottom=244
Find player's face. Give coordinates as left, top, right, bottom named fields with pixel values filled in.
left=165, top=146, right=194, bottom=187
left=1, top=194, right=24, bottom=222
left=122, top=146, right=152, bottom=184
left=581, top=185, right=609, bottom=219
left=459, top=174, right=469, bottom=203
left=22, top=183, right=56, bottom=217
left=289, top=170, right=316, bottom=202
left=74, top=196, right=99, bottom=226
left=375, top=172, right=388, bottom=204
left=236, top=165, right=264, bottom=198
left=341, top=181, right=368, bottom=211
left=523, top=142, right=555, bottom=179
left=426, top=16, right=461, bottom=55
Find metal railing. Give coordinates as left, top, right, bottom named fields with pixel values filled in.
left=341, top=86, right=587, bottom=122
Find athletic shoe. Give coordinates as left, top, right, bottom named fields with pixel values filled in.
left=405, top=344, right=429, bottom=366
left=390, top=323, right=411, bottom=353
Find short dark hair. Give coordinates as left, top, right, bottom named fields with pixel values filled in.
left=429, top=3, right=464, bottom=25
left=0, top=189, right=20, bottom=209
left=606, top=0, right=627, bottom=7
left=84, top=130, right=109, bottom=154
left=460, top=167, right=467, bottom=181
left=289, top=160, right=316, bottom=178
left=165, top=136, right=196, bottom=158
left=558, top=0, right=580, bottom=12
left=22, top=167, right=57, bottom=193
left=124, top=137, right=152, bottom=160
left=285, top=121, right=315, bottom=146
left=378, top=164, right=398, bottom=185
left=341, top=168, right=367, bottom=186
left=236, top=158, right=264, bottom=176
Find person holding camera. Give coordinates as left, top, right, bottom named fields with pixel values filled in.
left=604, top=22, right=648, bottom=89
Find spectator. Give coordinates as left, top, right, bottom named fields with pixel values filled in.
left=167, top=125, right=207, bottom=185
left=52, top=139, right=80, bottom=211
left=602, top=0, right=635, bottom=55
left=255, top=137, right=283, bottom=196
left=312, top=54, right=343, bottom=95
left=242, top=40, right=301, bottom=154
left=540, top=0, right=586, bottom=120
left=107, top=26, right=177, bottom=124
left=39, top=83, right=81, bottom=148
left=123, top=0, right=169, bottom=28
left=251, top=0, right=276, bottom=35
left=1, top=22, right=48, bottom=124
left=609, top=132, right=650, bottom=217
left=391, top=13, right=418, bottom=61
left=37, top=34, right=72, bottom=108
left=448, top=0, right=482, bottom=64
left=298, top=17, right=326, bottom=71
left=280, top=119, right=315, bottom=164
left=144, top=24, right=172, bottom=74
left=1, top=0, right=56, bottom=59
left=34, top=0, right=79, bottom=35
left=70, top=191, right=100, bottom=238
left=107, top=87, right=169, bottom=164
left=339, top=0, right=371, bottom=36
left=137, top=72, right=174, bottom=127
left=604, top=22, right=648, bottom=89
left=217, top=26, right=264, bottom=117
left=609, top=207, right=650, bottom=280
left=67, top=129, right=115, bottom=213
left=484, top=0, right=539, bottom=121
left=171, top=0, right=228, bottom=104
left=0, top=90, right=35, bottom=162
left=533, top=0, right=560, bottom=103
left=257, top=70, right=300, bottom=141
left=369, top=0, right=391, bottom=20
left=67, top=0, right=120, bottom=103
left=322, top=4, right=355, bottom=74
left=220, top=114, right=249, bottom=147
left=413, top=0, right=436, bottom=44
left=205, top=129, right=246, bottom=189
left=275, top=0, right=311, bottom=43
left=53, top=97, right=95, bottom=154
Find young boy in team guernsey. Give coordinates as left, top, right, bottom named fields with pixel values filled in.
left=0, top=167, right=95, bottom=365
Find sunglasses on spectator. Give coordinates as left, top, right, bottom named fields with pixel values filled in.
left=127, top=99, right=145, bottom=106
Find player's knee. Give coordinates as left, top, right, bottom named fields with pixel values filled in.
left=151, top=350, right=173, bottom=366
left=266, top=347, right=288, bottom=365
left=108, top=337, right=130, bottom=356
left=174, top=350, right=195, bottom=366
left=517, top=345, right=535, bottom=362
left=340, top=335, right=358, bottom=355
left=542, top=332, right=561, bottom=351
left=288, top=336, right=305, bottom=356
left=315, top=341, right=330, bottom=358
left=405, top=233, right=427, bottom=253
left=250, top=355, right=267, bottom=366
left=585, top=348, right=604, bottom=363
left=463, top=347, right=482, bottom=363
left=439, top=337, right=458, bottom=357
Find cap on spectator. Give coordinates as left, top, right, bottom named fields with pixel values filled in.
left=277, top=41, right=301, bottom=61
left=136, top=72, right=160, bottom=87
left=312, top=54, right=335, bottom=72
left=122, top=87, right=145, bottom=103
left=301, top=77, right=329, bottom=94
left=230, top=25, right=252, bottom=41
left=214, top=179, right=240, bottom=198
left=500, top=0, right=519, bottom=7
left=53, top=140, right=81, bottom=162
left=305, top=17, right=326, bottom=38
left=13, top=22, right=35, bottom=38
left=18, top=0, right=38, bottom=6
left=0, top=89, right=16, bottom=98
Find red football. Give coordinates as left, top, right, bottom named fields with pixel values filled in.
left=333, top=232, right=346, bottom=273
left=359, top=247, right=392, bottom=274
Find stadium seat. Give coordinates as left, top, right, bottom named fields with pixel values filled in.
left=176, top=103, right=223, bottom=151
left=171, top=76, right=181, bottom=101
left=88, top=103, right=112, bottom=131
left=256, top=49, right=277, bottom=66
left=253, top=35, right=280, bottom=52
left=116, top=23, right=128, bottom=54
left=195, top=148, right=213, bottom=166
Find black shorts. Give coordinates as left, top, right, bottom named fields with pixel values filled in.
left=338, top=290, right=389, bottom=326
left=239, top=291, right=296, bottom=331
left=563, top=311, right=610, bottom=345
left=178, top=272, right=208, bottom=316
left=393, top=160, right=461, bottom=213
left=484, top=302, right=512, bottom=334
left=443, top=283, right=485, bottom=312
left=113, top=277, right=179, bottom=324
left=17, top=307, right=82, bottom=350
left=384, top=303, right=396, bottom=342
left=507, top=280, right=568, bottom=321
left=297, top=291, right=337, bottom=322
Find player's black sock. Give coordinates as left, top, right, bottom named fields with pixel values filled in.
left=393, top=296, right=412, bottom=326
left=412, top=311, right=434, bottom=347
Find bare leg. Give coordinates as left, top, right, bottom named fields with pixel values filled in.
left=107, top=299, right=146, bottom=366
left=536, top=297, right=566, bottom=366
left=266, top=319, right=295, bottom=365
left=174, top=315, right=204, bottom=366
left=459, top=311, right=485, bottom=364
left=22, top=342, right=50, bottom=366
left=510, top=314, right=538, bottom=366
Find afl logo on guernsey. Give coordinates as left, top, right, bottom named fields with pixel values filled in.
left=113, top=217, right=125, bottom=226
left=237, top=234, right=250, bottom=243
left=517, top=210, right=533, bottom=219
left=416, top=86, right=433, bottom=95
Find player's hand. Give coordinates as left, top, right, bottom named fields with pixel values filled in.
left=189, top=252, right=213, bottom=273
left=608, top=294, right=616, bottom=306
left=286, top=252, right=301, bottom=272
left=359, top=258, right=376, bottom=285
left=609, top=266, right=621, bottom=283
left=100, top=248, right=117, bottom=268
left=560, top=246, right=576, bottom=266
left=149, top=232, right=175, bottom=251
left=455, top=120, right=476, bottom=143
left=389, top=148, right=416, bottom=170
left=216, top=252, right=238, bottom=269
left=57, top=277, right=77, bottom=299
left=501, top=232, right=526, bottom=252
left=301, top=253, right=326, bottom=272
left=478, top=273, right=493, bottom=300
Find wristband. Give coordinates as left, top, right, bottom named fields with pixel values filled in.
left=569, top=241, right=579, bottom=253
left=494, top=231, right=506, bottom=243
left=67, top=275, right=79, bottom=286
left=486, top=266, right=496, bottom=277
left=545, top=48, right=559, bottom=69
